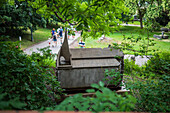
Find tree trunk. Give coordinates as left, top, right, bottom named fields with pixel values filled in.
left=139, top=17, right=143, bottom=29
left=139, top=10, right=143, bottom=29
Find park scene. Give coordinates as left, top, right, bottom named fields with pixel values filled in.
left=0, top=0, right=169, bottom=112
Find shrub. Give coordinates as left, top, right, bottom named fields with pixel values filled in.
left=146, top=52, right=170, bottom=76
left=103, top=69, right=122, bottom=87
left=0, top=93, right=26, bottom=110
left=0, top=42, right=62, bottom=110
left=29, top=47, right=57, bottom=67
left=54, top=81, right=136, bottom=112
left=124, top=52, right=170, bottom=112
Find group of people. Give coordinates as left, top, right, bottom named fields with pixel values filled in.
left=50, top=27, right=63, bottom=47
left=50, top=26, right=86, bottom=48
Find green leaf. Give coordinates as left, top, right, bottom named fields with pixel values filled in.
left=86, top=89, right=95, bottom=93
left=9, top=100, right=27, bottom=109
left=0, top=93, right=7, bottom=100
left=91, top=83, right=99, bottom=89
left=0, top=101, right=10, bottom=109
left=99, top=81, right=105, bottom=87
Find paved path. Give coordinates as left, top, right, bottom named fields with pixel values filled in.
left=121, top=23, right=143, bottom=27
left=24, top=33, right=80, bottom=55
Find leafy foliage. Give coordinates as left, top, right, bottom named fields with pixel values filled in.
left=30, top=47, right=57, bottom=67
left=0, top=42, right=62, bottom=110
left=103, top=69, right=122, bottom=87
left=54, top=82, right=136, bottom=112
left=0, top=0, right=46, bottom=37
left=125, top=0, right=170, bottom=30
left=124, top=52, right=170, bottom=112
left=26, top=0, right=127, bottom=39
left=112, top=32, right=156, bottom=56
left=146, top=52, right=170, bottom=75
left=0, top=93, right=26, bottom=110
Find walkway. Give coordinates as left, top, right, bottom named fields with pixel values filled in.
left=24, top=33, right=80, bottom=55
left=121, top=23, right=142, bottom=27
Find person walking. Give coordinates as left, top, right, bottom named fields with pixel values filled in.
left=52, top=32, right=57, bottom=47
left=51, top=28, right=56, bottom=38
left=59, top=27, right=63, bottom=45
left=79, top=39, right=85, bottom=48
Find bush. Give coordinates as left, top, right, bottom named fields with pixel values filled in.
left=124, top=52, right=170, bottom=112
left=103, top=69, right=122, bottom=87
left=29, top=47, right=57, bottom=67
left=0, top=93, right=26, bottom=110
left=54, top=82, right=136, bottom=112
left=0, top=42, right=62, bottom=110
left=146, top=52, right=170, bottom=76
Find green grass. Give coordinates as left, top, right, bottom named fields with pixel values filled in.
left=8, top=26, right=169, bottom=54
left=82, top=26, right=170, bottom=54
left=127, top=21, right=140, bottom=25
left=10, top=28, right=52, bottom=49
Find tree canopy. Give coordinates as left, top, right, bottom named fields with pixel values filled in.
left=26, top=0, right=128, bottom=38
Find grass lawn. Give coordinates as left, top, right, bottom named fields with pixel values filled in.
left=80, top=26, right=170, bottom=54
left=127, top=21, right=140, bottom=25
left=10, top=28, right=52, bottom=49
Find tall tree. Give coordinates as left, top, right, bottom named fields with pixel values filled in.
left=144, top=0, right=170, bottom=30
left=26, top=0, right=127, bottom=38
left=0, top=0, right=46, bottom=38
left=125, top=0, right=150, bottom=29
left=125, top=0, right=170, bottom=29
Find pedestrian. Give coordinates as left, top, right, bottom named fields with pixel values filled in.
left=51, top=28, right=56, bottom=38
left=108, top=44, right=111, bottom=48
left=52, top=32, right=57, bottom=47
left=79, top=39, right=85, bottom=48
left=48, top=38, right=52, bottom=47
left=59, top=27, right=63, bottom=44
left=67, top=28, right=70, bottom=39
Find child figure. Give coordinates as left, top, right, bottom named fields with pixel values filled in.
left=79, top=39, right=85, bottom=48
left=48, top=38, right=51, bottom=47
left=52, top=32, right=57, bottom=47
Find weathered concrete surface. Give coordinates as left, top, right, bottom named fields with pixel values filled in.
left=56, top=30, right=124, bottom=89
left=72, top=59, right=120, bottom=68
left=70, top=48, right=124, bottom=59
left=57, top=47, right=123, bottom=89
left=58, top=67, right=120, bottom=88
left=58, top=29, right=72, bottom=65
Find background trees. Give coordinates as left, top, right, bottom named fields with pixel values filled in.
left=0, top=0, right=46, bottom=38
left=125, top=0, right=148, bottom=29
left=125, top=0, right=170, bottom=30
